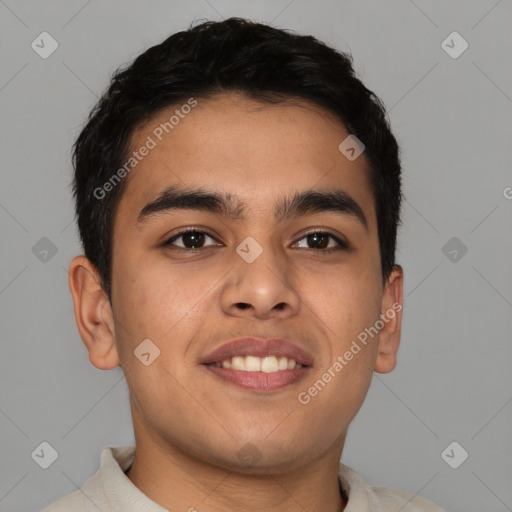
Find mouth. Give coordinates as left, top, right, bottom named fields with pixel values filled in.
left=206, top=355, right=305, bottom=371
left=200, top=337, right=313, bottom=391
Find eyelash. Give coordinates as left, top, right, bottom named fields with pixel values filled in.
left=164, top=227, right=348, bottom=252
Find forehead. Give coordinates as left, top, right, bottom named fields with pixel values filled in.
left=117, top=93, right=376, bottom=227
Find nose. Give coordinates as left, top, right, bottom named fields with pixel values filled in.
left=220, top=238, right=301, bottom=320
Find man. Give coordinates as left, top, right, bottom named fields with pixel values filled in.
left=43, top=17, right=445, bottom=511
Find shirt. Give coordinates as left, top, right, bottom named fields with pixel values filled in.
left=41, top=445, right=446, bottom=511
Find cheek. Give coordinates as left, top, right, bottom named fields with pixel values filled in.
left=115, top=254, right=216, bottom=346
left=301, top=279, right=379, bottom=423
left=304, top=269, right=381, bottom=344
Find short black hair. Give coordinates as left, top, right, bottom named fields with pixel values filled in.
left=72, top=17, right=402, bottom=300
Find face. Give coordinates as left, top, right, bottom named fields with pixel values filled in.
left=74, top=93, right=402, bottom=473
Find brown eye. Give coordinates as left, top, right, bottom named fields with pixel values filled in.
left=165, top=230, right=219, bottom=249
left=294, top=231, right=347, bottom=250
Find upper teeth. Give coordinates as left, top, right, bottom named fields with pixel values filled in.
left=212, top=355, right=303, bottom=372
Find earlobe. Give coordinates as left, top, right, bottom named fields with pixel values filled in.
left=68, top=255, right=120, bottom=370
left=374, top=265, right=403, bottom=374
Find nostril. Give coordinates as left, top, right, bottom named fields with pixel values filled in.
left=236, top=302, right=251, bottom=310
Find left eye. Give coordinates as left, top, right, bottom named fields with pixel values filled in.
left=294, top=231, right=347, bottom=250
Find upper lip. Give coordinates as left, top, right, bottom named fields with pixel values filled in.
left=201, top=337, right=313, bottom=366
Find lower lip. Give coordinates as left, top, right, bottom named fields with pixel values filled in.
left=203, top=365, right=310, bottom=391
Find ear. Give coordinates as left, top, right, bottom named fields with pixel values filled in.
left=374, top=265, right=403, bottom=374
left=68, top=255, right=120, bottom=370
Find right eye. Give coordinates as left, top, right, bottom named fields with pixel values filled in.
left=164, top=229, right=221, bottom=250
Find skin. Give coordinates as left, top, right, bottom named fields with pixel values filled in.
left=69, top=93, right=403, bottom=512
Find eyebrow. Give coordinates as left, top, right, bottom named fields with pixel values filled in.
left=136, top=185, right=368, bottom=231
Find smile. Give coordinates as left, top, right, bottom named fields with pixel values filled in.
left=203, top=356, right=310, bottom=391
left=207, top=355, right=304, bottom=372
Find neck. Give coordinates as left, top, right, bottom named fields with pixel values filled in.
left=125, top=428, right=347, bottom=512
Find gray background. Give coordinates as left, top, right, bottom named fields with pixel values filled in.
left=1, top=1, right=511, bottom=511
